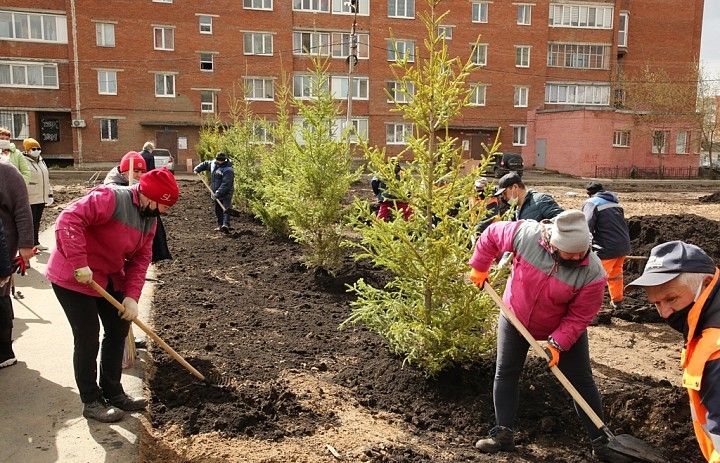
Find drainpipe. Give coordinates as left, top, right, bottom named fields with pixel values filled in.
left=69, top=0, right=83, bottom=165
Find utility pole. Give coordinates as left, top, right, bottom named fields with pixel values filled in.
left=346, top=0, right=359, bottom=136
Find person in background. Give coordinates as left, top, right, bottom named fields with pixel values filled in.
left=22, top=138, right=54, bottom=251
left=194, top=152, right=235, bottom=233
left=626, top=241, right=720, bottom=462
left=470, top=177, right=503, bottom=238
left=582, top=182, right=631, bottom=309
left=371, top=159, right=411, bottom=221
left=0, top=130, right=31, bottom=184
left=103, top=151, right=147, bottom=186
left=493, top=172, right=563, bottom=222
left=139, top=141, right=156, bottom=172
left=0, top=159, right=34, bottom=368
left=46, top=168, right=179, bottom=422
left=468, top=210, right=629, bottom=462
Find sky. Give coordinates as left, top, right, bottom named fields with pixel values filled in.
left=701, top=1, right=720, bottom=81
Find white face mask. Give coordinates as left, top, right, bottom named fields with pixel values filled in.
left=28, top=149, right=41, bottom=158
left=694, top=280, right=706, bottom=301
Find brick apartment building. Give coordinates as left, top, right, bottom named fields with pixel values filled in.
left=0, top=0, right=705, bottom=177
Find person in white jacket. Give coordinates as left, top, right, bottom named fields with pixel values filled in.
left=22, top=138, right=53, bottom=251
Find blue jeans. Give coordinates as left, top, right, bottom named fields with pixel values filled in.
left=493, top=314, right=605, bottom=440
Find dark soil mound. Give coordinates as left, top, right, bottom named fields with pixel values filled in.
left=699, top=191, right=720, bottom=203
left=604, top=214, right=720, bottom=322
left=147, top=181, right=701, bottom=462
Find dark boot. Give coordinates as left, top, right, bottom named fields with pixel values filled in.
left=83, top=400, right=125, bottom=423
left=592, top=436, right=634, bottom=463
left=106, top=393, right=148, bottom=411
left=475, top=426, right=514, bottom=452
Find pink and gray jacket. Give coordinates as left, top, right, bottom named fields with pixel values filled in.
left=46, top=184, right=156, bottom=301
left=469, top=220, right=607, bottom=350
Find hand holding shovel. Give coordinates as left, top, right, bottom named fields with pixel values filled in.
left=196, top=174, right=240, bottom=217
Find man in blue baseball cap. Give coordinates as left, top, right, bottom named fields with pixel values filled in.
left=627, top=241, right=720, bottom=462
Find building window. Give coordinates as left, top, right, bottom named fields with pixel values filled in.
left=252, top=123, right=274, bottom=144
left=0, top=111, right=29, bottom=139
left=153, top=0, right=173, bottom=3
left=292, top=74, right=327, bottom=99
left=293, top=31, right=331, bottom=56
left=618, top=12, right=629, bottom=47
left=438, top=25, right=453, bottom=39
left=547, top=43, right=610, bottom=70
left=331, top=76, right=369, bottom=100
left=333, top=118, right=369, bottom=143
left=471, top=44, right=488, bottom=66
left=676, top=131, right=689, bottom=154
left=514, top=86, right=528, bottom=107
left=97, top=70, right=117, bottom=95
left=154, top=73, right=175, bottom=97
left=613, top=130, right=630, bottom=147
left=472, top=2, right=488, bottom=23
left=515, top=46, right=530, bottom=67
left=331, top=32, right=369, bottom=59
left=386, top=122, right=413, bottom=145
left=517, top=4, right=532, bottom=25
left=199, top=53, right=214, bottom=71
left=198, top=15, right=213, bottom=34
left=153, top=26, right=174, bottom=51
left=293, top=0, right=330, bottom=13
left=100, top=118, right=118, bottom=141
left=244, top=32, right=273, bottom=55
left=244, top=0, right=273, bottom=9
left=468, top=84, right=487, bottom=106
left=512, top=125, right=527, bottom=146
left=332, top=0, right=368, bottom=15
left=0, top=11, right=68, bottom=43
left=388, top=0, right=415, bottom=18
left=549, top=3, right=614, bottom=29
left=200, top=90, right=215, bottom=113
left=386, top=81, right=414, bottom=103
left=95, top=23, right=115, bottom=47
left=245, top=77, right=275, bottom=100
left=544, top=83, right=611, bottom=105
left=387, top=39, right=415, bottom=62
left=651, top=130, right=669, bottom=154
left=0, top=61, right=59, bottom=89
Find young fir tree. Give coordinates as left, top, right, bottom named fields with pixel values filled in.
left=276, top=59, right=361, bottom=273
left=342, top=0, right=498, bottom=376
left=250, top=76, right=294, bottom=237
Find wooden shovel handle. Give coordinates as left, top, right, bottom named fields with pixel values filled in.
left=483, top=282, right=609, bottom=433
left=197, top=173, right=228, bottom=212
left=89, top=280, right=206, bottom=382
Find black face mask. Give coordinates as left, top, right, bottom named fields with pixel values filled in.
left=140, top=205, right=161, bottom=218
left=553, top=250, right=588, bottom=268
left=666, top=303, right=692, bottom=335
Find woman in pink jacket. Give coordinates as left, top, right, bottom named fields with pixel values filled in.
left=468, top=210, right=628, bottom=462
left=46, top=168, right=178, bottom=423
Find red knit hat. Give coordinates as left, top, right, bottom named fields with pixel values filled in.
left=140, top=167, right=179, bottom=206
left=120, top=151, right=147, bottom=173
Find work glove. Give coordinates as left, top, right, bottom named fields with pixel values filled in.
left=19, top=247, right=35, bottom=262
left=469, top=268, right=488, bottom=287
left=121, top=297, right=138, bottom=320
left=210, top=192, right=217, bottom=201
left=74, top=266, right=93, bottom=284
left=544, top=337, right=562, bottom=367
left=12, top=255, right=28, bottom=276
left=46, top=194, right=54, bottom=206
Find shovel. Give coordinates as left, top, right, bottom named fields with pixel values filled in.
left=89, top=280, right=227, bottom=387
left=197, top=174, right=240, bottom=217
left=483, top=282, right=668, bottom=463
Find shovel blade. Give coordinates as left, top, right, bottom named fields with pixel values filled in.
left=608, top=434, right=668, bottom=463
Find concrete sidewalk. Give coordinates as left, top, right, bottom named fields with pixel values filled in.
left=0, top=226, right=151, bottom=462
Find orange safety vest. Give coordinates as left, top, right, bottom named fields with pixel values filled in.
left=681, top=269, right=720, bottom=462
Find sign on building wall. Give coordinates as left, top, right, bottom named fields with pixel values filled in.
left=178, top=136, right=187, bottom=150
left=40, top=119, right=60, bottom=143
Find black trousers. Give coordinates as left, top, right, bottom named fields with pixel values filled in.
left=52, top=283, right=130, bottom=403
left=213, top=197, right=231, bottom=227
left=0, top=295, right=14, bottom=360
left=30, top=203, right=44, bottom=246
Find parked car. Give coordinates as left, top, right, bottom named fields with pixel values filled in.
left=153, top=148, right=175, bottom=172
left=492, top=152, right=524, bottom=178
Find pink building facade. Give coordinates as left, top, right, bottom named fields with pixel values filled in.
left=524, top=108, right=700, bottom=177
